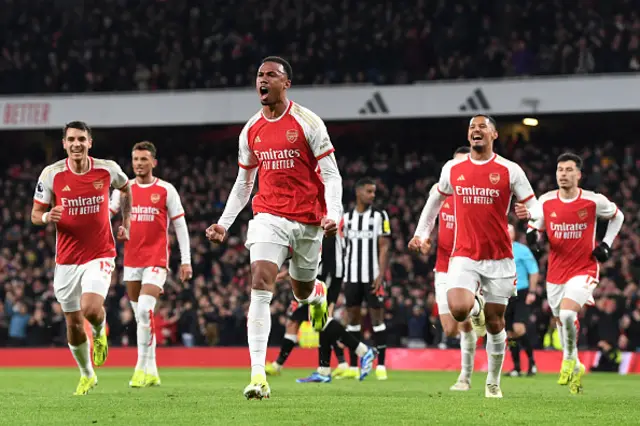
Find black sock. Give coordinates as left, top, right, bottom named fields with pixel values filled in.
left=276, top=337, right=296, bottom=366
left=319, top=329, right=332, bottom=369
left=520, top=333, right=535, bottom=368
left=373, top=328, right=387, bottom=366
left=347, top=329, right=361, bottom=367
left=333, top=342, right=346, bottom=364
left=325, top=321, right=362, bottom=356
left=508, top=338, right=521, bottom=372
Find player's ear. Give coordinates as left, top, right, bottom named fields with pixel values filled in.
left=87, top=138, right=93, bottom=149
left=284, top=79, right=291, bottom=89
left=153, top=158, right=158, bottom=168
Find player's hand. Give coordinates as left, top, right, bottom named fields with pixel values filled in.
left=514, top=203, right=531, bottom=220
left=408, top=236, right=432, bottom=255
left=47, top=205, right=64, bottom=223
left=321, top=217, right=337, bottom=237
left=525, top=292, right=536, bottom=305
left=592, top=242, right=611, bottom=262
left=116, top=225, right=130, bottom=241
left=371, top=275, right=384, bottom=295
left=179, top=264, right=193, bottom=282
left=206, top=224, right=226, bottom=243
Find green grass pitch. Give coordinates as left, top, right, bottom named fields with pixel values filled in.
left=2, top=368, right=639, bottom=425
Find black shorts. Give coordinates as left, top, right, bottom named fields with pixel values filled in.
left=344, top=280, right=385, bottom=309
left=506, top=289, right=531, bottom=330
left=287, top=275, right=342, bottom=323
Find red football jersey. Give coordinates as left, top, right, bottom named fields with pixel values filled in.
left=110, top=178, right=185, bottom=268
left=33, top=157, right=129, bottom=265
left=435, top=191, right=455, bottom=273
left=534, top=189, right=618, bottom=284
left=237, top=101, right=335, bottom=225
left=437, top=153, right=535, bottom=261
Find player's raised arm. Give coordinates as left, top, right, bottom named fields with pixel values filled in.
left=593, top=193, right=625, bottom=262
left=166, top=183, right=193, bottom=281
left=207, top=125, right=258, bottom=243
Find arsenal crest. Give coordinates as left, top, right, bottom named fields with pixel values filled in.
left=93, top=180, right=104, bottom=190
left=150, top=193, right=160, bottom=204
left=286, top=129, right=299, bottom=143
left=577, top=208, right=587, bottom=219
left=489, top=173, right=500, bottom=185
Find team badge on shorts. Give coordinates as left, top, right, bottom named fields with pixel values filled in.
left=150, top=193, right=160, bottom=204
left=93, top=180, right=104, bottom=190
left=489, top=173, right=500, bottom=185
left=286, top=129, right=299, bottom=143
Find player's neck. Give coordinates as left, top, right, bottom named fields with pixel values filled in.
left=469, top=150, right=494, bottom=162
left=356, top=202, right=369, bottom=213
left=68, top=157, right=90, bottom=174
left=559, top=187, right=580, bottom=200
left=262, top=97, right=289, bottom=119
left=136, top=174, right=155, bottom=185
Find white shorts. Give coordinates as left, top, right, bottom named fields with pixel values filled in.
left=434, top=271, right=450, bottom=315
left=546, top=275, right=597, bottom=317
left=54, top=257, right=115, bottom=313
left=123, top=266, right=167, bottom=288
left=447, top=257, right=517, bottom=305
left=246, top=213, right=323, bottom=282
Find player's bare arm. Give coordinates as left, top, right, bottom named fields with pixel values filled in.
left=117, top=183, right=132, bottom=241
left=372, top=235, right=391, bottom=294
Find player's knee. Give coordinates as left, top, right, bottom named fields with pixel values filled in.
left=513, top=323, right=526, bottom=337
left=449, top=307, right=470, bottom=323
left=81, top=305, right=103, bottom=323
left=486, top=316, right=505, bottom=334
left=251, top=265, right=276, bottom=291
left=443, top=321, right=458, bottom=338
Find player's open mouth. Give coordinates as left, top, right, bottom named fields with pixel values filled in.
left=472, top=135, right=483, bottom=141
left=259, top=86, right=269, bottom=99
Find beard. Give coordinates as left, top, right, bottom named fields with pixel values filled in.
left=471, top=143, right=486, bottom=153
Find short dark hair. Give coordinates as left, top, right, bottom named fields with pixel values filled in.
left=557, top=152, right=583, bottom=170
left=63, top=121, right=92, bottom=139
left=132, top=141, right=157, bottom=158
left=355, top=177, right=376, bottom=189
left=471, top=114, right=497, bottom=128
left=261, top=56, right=293, bottom=81
left=454, top=146, right=471, bottom=155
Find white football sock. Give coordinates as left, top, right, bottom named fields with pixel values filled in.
left=317, top=367, right=331, bottom=376
left=248, top=289, right=273, bottom=377
left=559, top=309, right=578, bottom=361
left=460, top=329, right=477, bottom=381
left=355, top=343, right=368, bottom=357
left=486, top=329, right=506, bottom=386
left=136, top=295, right=157, bottom=373
left=130, top=301, right=139, bottom=323
left=91, top=312, right=106, bottom=337
left=294, top=280, right=326, bottom=306
left=69, top=340, right=95, bottom=378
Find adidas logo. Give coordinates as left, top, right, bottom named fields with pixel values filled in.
left=444, top=202, right=450, bottom=208
left=254, top=136, right=261, bottom=143
left=550, top=212, right=557, bottom=218
left=457, top=175, right=465, bottom=181
left=459, top=88, right=491, bottom=112
left=62, top=185, right=71, bottom=192
left=358, top=92, right=389, bottom=115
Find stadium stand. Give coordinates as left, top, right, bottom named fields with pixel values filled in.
left=1, top=0, right=639, bottom=93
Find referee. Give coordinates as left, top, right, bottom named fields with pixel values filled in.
left=343, top=177, right=392, bottom=380
left=506, top=224, right=539, bottom=377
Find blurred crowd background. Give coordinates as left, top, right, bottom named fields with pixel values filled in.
left=0, top=0, right=639, bottom=366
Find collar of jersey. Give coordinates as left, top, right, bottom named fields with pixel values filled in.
left=134, top=177, right=158, bottom=188
left=65, top=157, right=93, bottom=175
left=557, top=188, right=582, bottom=203
left=261, top=100, right=292, bottom=122
left=467, top=153, right=497, bottom=165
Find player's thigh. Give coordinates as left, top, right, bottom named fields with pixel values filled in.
left=480, top=259, right=517, bottom=306
left=563, top=275, right=598, bottom=309
left=446, top=257, right=481, bottom=306
left=344, top=281, right=364, bottom=308
left=434, top=271, right=450, bottom=315
left=365, top=281, right=386, bottom=310
left=245, top=213, right=292, bottom=263
left=141, top=266, right=167, bottom=290
left=545, top=282, right=565, bottom=318
left=289, top=223, right=323, bottom=282
left=80, top=258, right=115, bottom=300
left=53, top=264, right=83, bottom=313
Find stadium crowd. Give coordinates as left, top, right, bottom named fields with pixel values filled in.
left=1, top=133, right=639, bottom=355
left=1, top=0, right=639, bottom=93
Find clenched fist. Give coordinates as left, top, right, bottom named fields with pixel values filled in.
left=321, top=217, right=337, bottom=237
left=206, top=224, right=226, bottom=243
left=408, top=236, right=432, bottom=255
left=47, top=205, right=64, bottom=223
left=514, top=203, right=531, bottom=220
